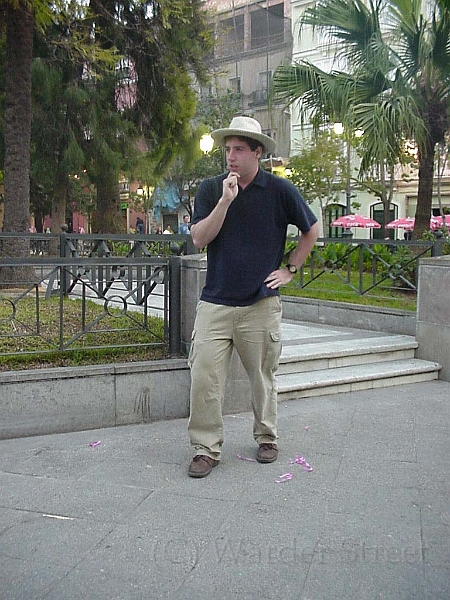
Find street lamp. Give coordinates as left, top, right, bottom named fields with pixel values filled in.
left=199, top=133, right=214, bottom=154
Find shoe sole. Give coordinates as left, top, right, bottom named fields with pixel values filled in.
left=188, top=460, right=219, bottom=478
left=256, top=455, right=278, bottom=464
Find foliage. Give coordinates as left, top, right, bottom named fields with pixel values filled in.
left=163, top=90, right=241, bottom=217
left=287, top=130, right=347, bottom=228
left=282, top=233, right=450, bottom=303
left=0, top=0, right=214, bottom=238
left=273, top=0, right=450, bottom=239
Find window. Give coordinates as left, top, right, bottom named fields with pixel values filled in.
left=229, top=77, right=241, bottom=94
left=372, top=204, right=396, bottom=240
left=251, top=3, right=285, bottom=50
left=217, top=15, right=244, bottom=58
left=326, top=204, right=345, bottom=238
left=258, top=71, right=272, bottom=92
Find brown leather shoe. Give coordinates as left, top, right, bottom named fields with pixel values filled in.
left=256, top=443, right=278, bottom=463
left=188, top=455, right=219, bottom=478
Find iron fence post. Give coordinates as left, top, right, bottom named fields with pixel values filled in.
left=59, top=227, right=70, bottom=296
left=168, top=256, right=181, bottom=355
left=183, top=235, right=198, bottom=256
left=431, top=236, right=443, bottom=257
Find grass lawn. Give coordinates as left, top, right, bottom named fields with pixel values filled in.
left=0, top=294, right=169, bottom=371
left=281, top=269, right=417, bottom=312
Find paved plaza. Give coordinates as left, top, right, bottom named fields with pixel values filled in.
left=1, top=378, right=449, bottom=599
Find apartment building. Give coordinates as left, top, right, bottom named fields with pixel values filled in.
left=204, top=0, right=293, bottom=159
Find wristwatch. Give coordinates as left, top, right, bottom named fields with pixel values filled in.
left=286, top=263, right=298, bottom=274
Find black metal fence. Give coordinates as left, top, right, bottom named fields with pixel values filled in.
left=0, top=233, right=195, bottom=360
left=287, top=236, right=444, bottom=298
left=0, top=232, right=447, bottom=360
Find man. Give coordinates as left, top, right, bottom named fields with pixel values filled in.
left=187, top=116, right=319, bottom=478
left=179, top=214, right=191, bottom=235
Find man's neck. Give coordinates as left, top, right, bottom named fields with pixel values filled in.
left=238, top=166, right=259, bottom=190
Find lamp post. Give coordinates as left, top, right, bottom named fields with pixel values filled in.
left=333, top=122, right=351, bottom=216
left=333, top=123, right=363, bottom=238
left=199, top=133, right=214, bottom=154
left=333, top=123, right=363, bottom=216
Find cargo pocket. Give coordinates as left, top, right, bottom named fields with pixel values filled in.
left=263, top=330, right=282, bottom=373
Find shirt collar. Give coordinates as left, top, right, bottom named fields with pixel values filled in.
left=248, top=168, right=269, bottom=189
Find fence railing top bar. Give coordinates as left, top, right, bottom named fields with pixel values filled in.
left=0, top=257, right=170, bottom=266
left=62, top=233, right=190, bottom=240
left=0, top=232, right=190, bottom=240
left=307, top=236, right=435, bottom=248
left=0, top=232, right=59, bottom=239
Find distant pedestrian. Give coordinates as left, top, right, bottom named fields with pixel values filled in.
left=179, top=214, right=191, bottom=234
left=163, top=224, right=173, bottom=234
left=135, top=217, right=145, bottom=233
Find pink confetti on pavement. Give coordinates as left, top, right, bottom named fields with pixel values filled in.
left=304, top=426, right=310, bottom=431
left=236, top=453, right=257, bottom=462
left=89, top=441, right=101, bottom=448
left=276, top=472, right=293, bottom=483
left=290, top=455, right=313, bottom=472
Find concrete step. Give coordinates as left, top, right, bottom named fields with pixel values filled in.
left=278, top=335, right=418, bottom=375
left=276, top=358, right=441, bottom=400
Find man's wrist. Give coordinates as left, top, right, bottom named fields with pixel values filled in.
left=286, top=263, right=298, bottom=274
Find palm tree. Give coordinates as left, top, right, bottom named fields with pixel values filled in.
left=273, top=0, right=450, bottom=239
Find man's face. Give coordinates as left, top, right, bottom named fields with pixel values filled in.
left=224, top=137, right=262, bottom=179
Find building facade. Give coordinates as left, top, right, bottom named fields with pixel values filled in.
left=204, top=0, right=293, bottom=159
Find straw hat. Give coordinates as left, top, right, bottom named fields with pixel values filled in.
left=211, top=116, right=276, bottom=155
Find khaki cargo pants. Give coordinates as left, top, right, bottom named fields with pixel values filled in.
left=188, top=296, right=282, bottom=460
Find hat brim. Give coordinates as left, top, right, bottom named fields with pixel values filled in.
left=211, top=128, right=276, bottom=155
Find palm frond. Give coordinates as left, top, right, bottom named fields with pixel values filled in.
left=301, top=0, right=385, bottom=71
left=353, top=95, right=424, bottom=172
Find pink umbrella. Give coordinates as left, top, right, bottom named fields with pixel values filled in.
left=430, top=215, right=450, bottom=230
left=386, top=217, right=415, bottom=230
left=330, top=214, right=381, bottom=229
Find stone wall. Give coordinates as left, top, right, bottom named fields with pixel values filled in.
left=416, top=256, right=450, bottom=382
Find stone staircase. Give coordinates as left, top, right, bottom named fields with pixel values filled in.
left=276, top=322, right=441, bottom=400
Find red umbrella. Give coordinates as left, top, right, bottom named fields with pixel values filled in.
left=430, top=215, right=450, bottom=230
left=386, top=217, right=415, bottom=230
left=330, top=214, right=381, bottom=229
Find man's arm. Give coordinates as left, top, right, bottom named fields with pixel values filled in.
left=190, top=172, right=239, bottom=249
left=264, top=222, right=319, bottom=289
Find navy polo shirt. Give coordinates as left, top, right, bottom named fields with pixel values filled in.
left=192, top=168, right=317, bottom=306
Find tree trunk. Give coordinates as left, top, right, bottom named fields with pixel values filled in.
left=92, top=170, right=123, bottom=233
left=413, top=137, right=435, bottom=240
left=379, top=161, right=390, bottom=237
left=0, top=1, right=35, bottom=286
left=48, top=176, right=69, bottom=256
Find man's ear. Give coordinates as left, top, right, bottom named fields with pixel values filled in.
left=255, top=145, right=263, bottom=159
